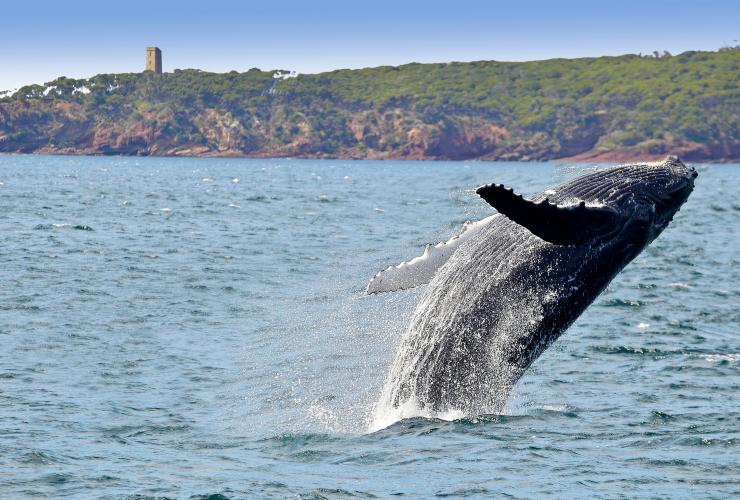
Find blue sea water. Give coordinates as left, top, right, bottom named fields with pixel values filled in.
left=0, top=155, right=738, bottom=498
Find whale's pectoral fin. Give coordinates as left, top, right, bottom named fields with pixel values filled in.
left=476, top=183, right=621, bottom=245
left=367, top=216, right=496, bottom=294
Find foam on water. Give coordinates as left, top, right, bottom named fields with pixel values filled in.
left=369, top=394, right=464, bottom=432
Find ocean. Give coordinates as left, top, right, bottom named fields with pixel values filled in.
left=1, top=155, right=738, bottom=498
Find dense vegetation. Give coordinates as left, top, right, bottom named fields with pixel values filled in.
left=1, top=49, right=738, bottom=161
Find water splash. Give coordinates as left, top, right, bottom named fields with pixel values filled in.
left=369, top=225, right=544, bottom=430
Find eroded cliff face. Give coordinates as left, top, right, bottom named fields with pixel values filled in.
left=0, top=101, right=516, bottom=159
left=1, top=101, right=734, bottom=162
left=1, top=50, right=738, bottom=161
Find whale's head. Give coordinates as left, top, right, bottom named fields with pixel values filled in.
left=587, top=155, right=697, bottom=242
left=476, top=156, right=696, bottom=248
left=632, top=155, right=696, bottom=232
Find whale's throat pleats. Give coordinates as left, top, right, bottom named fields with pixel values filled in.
left=475, top=183, right=623, bottom=246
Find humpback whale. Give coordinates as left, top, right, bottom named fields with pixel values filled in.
left=369, top=156, right=697, bottom=423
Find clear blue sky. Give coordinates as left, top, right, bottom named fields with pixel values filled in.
left=1, top=0, right=738, bottom=90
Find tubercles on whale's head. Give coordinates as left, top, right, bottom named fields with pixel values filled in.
left=663, top=155, right=698, bottom=181
left=645, top=155, right=696, bottom=210
left=614, top=155, right=697, bottom=238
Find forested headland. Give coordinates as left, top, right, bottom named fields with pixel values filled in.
left=1, top=48, right=737, bottom=161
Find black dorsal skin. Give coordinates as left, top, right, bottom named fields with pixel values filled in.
left=378, top=156, right=697, bottom=417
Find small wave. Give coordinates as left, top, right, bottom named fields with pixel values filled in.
left=648, top=410, right=678, bottom=422
left=674, top=436, right=737, bottom=447
left=35, top=223, right=93, bottom=230
left=666, top=282, right=691, bottom=290
left=0, top=303, right=41, bottom=311
left=261, top=432, right=340, bottom=449
left=541, top=404, right=568, bottom=412
left=592, top=345, right=679, bottom=356
left=437, top=487, right=493, bottom=497
left=18, top=450, right=68, bottom=465
left=637, top=282, right=657, bottom=289
left=667, top=319, right=697, bottom=331
left=305, top=488, right=377, bottom=498
left=40, top=473, right=73, bottom=485
left=287, top=449, right=338, bottom=463
left=703, top=353, right=740, bottom=364
left=78, top=288, right=111, bottom=296
left=101, top=423, right=192, bottom=443
left=601, top=298, right=644, bottom=308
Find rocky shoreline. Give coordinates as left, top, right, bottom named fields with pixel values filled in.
left=7, top=141, right=736, bottom=163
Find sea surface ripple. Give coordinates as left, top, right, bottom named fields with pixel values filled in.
left=0, top=155, right=738, bottom=498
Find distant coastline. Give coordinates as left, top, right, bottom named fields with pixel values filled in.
left=1, top=49, right=738, bottom=162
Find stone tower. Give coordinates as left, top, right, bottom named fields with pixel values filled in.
left=145, top=47, right=162, bottom=73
